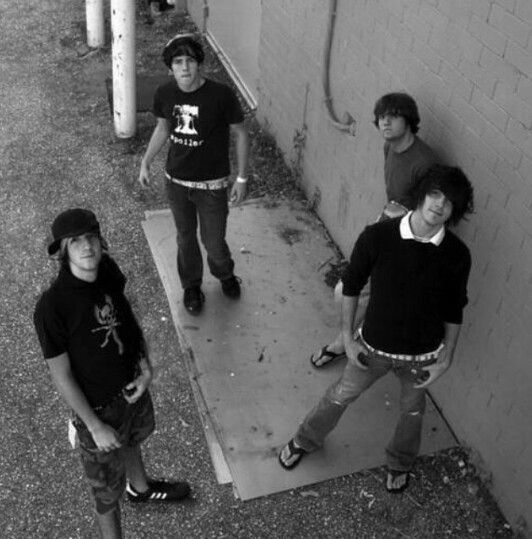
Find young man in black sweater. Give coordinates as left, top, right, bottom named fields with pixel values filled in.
left=279, top=165, right=474, bottom=493
left=311, top=92, right=438, bottom=367
left=34, top=209, right=190, bottom=539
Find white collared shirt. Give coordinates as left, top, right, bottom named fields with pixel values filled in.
left=399, top=211, right=445, bottom=246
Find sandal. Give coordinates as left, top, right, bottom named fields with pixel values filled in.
left=386, top=469, right=410, bottom=493
left=310, top=345, right=346, bottom=368
left=278, top=439, right=307, bottom=470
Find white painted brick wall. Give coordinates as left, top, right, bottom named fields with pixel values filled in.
left=253, top=0, right=532, bottom=533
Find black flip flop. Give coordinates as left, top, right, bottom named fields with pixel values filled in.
left=310, top=346, right=346, bottom=368
left=278, top=439, right=307, bottom=470
left=386, top=469, right=410, bottom=493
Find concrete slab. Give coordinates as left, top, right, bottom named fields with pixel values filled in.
left=141, top=201, right=456, bottom=500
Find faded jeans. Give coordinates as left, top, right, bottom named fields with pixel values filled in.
left=166, top=181, right=234, bottom=289
left=295, top=350, right=436, bottom=471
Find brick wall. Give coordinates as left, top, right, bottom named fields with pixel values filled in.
left=254, top=0, right=532, bottom=533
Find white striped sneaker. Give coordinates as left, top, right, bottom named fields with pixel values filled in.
left=126, top=479, right=191, bottom=502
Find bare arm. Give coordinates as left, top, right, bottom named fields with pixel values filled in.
left=229, top=121, right=249, bottom=205
left=416, top=322, right=461, bottom=388
left=341, top=294, right=366, bottom=369
left=47, top=353, right=121, bottom=451
left=138, top=117, right=171, bottom=187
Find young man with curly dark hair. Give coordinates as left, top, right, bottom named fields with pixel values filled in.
left=279, top=165, right=474, bottom=494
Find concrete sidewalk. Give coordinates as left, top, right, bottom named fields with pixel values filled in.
left=142, top=201, right=456, bottom=500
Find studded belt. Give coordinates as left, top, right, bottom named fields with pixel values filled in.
left=356, top=328, right=443, bottom=362
left=166, top=173, right=229, bottom=190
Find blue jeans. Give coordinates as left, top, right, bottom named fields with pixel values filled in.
left=295, top=351, right=436, bottom=471
left=166, top=181, right=234, bottom=289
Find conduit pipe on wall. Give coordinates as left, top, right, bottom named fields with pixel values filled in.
left=323, top=0, right=357, bottom=136
left=202, top=0, right=209, bottom=34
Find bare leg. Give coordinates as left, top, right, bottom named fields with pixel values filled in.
left=122, top=445, right=149, bottom=492
left=310, top=333, right=345, bottom=366
left=311, top=282, right=369, bottom=367
left=95, top=506, right=122, bottom=539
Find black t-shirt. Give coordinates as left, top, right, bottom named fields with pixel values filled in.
left=342, top=218, right=471, bottom=354
left=153, top=78, right=244, bottom=181
left=33, top=255, right=144, bottom=407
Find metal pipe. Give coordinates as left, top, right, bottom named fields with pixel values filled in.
left=204, top=31, right=257, bottom=111
left=111, top=0, right=136, bottom=138
left=86, top=0, right=104, bottom=48
left=323, top=0, right=356, bottom=135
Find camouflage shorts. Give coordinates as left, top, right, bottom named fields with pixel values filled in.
left=73, top=391, right=155, bottom=514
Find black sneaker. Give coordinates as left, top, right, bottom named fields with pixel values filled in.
left=221, top=275, right=241, bottom=298
left=183, top=286, right=204, bottom=315
left=126, top=480, right=191, bottom=503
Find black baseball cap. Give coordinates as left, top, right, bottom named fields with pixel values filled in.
left=47, top=208, right=100, bottom=256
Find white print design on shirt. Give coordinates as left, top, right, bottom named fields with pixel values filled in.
left=169, top=135, right=204, bottom=147
left=173, top=104, right=198, bottom=135
left=91, top=294, right=124, bottom=354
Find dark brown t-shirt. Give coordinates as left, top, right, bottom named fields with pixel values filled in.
left=383, top=136, right=438, bottom=207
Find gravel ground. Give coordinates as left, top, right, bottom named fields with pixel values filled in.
left=0, top=1, right=518, bottom=537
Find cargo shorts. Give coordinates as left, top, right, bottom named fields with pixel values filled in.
left=72, top=391, right=155, bottom=514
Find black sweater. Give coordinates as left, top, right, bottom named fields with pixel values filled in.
left=342, top=218, right=471, bottom=355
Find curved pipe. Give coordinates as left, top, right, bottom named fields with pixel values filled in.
left=323, top=0, right=357, bottom=135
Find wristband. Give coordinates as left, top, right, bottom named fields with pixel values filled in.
left=236, top=176, right=248, bottom=184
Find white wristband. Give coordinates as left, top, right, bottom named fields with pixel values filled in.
left=236, top=176, right=248, bottom=184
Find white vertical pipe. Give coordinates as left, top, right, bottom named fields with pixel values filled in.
left=111, top=0, right=136, bottom=138
left=86, top=0, right=105, bottom=48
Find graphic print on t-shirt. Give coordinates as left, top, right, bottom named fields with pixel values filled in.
left=91, top=294, right=124, bottom=354
left=170, top=104, right=204, bottom=148
left=174, top=104, right=198, bottom=135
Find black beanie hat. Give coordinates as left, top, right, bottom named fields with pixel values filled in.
left=162, top=33, right=204, bottom=68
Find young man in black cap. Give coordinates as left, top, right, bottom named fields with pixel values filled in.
left=279, top=165, right=474, bottom=493
left=34, top=209, right=190, bottom=539
left=311, top=92, right=438, bottom=367
left=138, top=33, right=249, bottom=316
